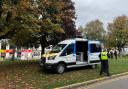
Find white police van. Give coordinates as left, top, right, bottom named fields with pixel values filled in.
left=39, top=38, right=102, bottom=74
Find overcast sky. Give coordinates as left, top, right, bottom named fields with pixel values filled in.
left=72, top=0, right=128, bottom=28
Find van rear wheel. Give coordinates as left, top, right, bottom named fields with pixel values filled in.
left=56, top=63, right=66, bottom=74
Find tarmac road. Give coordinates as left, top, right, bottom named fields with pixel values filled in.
left=78, top=75, right=128, bottom=89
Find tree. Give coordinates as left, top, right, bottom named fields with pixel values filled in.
left=40, top=0, right=76, bottom=45
left=76, top=26, right=83, bottom=38
left=33, top=0, right=76, bottom=54
left=0, top=0, right=40, bottom=40
left=0, top=0, right=76, bottom=54
left=107, top=15, right=128, bottom=51
left=60, top=0, right=76, bottom=39
left=0, top=0, right=2, bottom=18
left=34, top=0, right=64, bottom=54
left=82, top=19, right=106, bottom=41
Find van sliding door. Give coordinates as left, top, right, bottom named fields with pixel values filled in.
left=76, top=41, right=88, bottom=62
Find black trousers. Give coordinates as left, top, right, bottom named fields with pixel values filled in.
left=100, top=60, right=110, bottom=76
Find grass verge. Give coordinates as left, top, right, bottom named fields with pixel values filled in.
left=0, top=57, right=128, bottom=89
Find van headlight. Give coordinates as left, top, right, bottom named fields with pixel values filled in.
left=48, top=56, right=56, bottom=60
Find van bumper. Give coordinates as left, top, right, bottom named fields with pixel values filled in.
left=43, top=63, right=57, bottom=70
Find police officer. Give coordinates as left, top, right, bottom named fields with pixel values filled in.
left=99, top=49, right=110, bottom=76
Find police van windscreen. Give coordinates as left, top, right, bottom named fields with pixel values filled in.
left=50, top=44, right=67, bottom=53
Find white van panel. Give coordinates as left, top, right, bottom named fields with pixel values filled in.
left=88, top=52, right=100, bottom=61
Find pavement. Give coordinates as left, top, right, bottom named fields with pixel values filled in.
left=77, top=75, right=128, bottom=89
left=58, top=72, right=128, bottom=89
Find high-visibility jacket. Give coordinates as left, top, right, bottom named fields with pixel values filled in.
left=101, top=52, right=108, bottom=60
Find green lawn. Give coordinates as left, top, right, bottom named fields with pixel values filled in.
left=0, top=57, right=128, bottom=89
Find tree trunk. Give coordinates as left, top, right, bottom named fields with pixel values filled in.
left=41, top=43, right=45, bottom=55
left=40, top=34, right=47, bottom=55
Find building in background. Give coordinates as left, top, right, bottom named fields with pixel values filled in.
left=0, top=39, right=41, bottom=60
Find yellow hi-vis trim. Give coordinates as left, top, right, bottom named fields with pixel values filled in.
left=101, top=52, right=108, bottom=60
left=0, top=50, right=6, bottom=53
left=42, top=53, right=58, bottom=58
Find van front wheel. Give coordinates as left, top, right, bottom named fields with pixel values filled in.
left=56, top=63, right=66, bottom=74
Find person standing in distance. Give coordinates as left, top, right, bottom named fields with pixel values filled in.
left=114, top=49, right=118, bottom=59
left=99, top=49, right=110, bottom=76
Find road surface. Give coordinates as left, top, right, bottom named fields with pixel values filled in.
left=77, top=75, right=128, bottom=89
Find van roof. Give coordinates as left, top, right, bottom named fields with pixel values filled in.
left=88, top=41, right=101, bottom=44
left=59, top=39, right=74, bottom=44
left=59, top=38, right=100, bottom=44
left=59, top=38, right=88, bottom=44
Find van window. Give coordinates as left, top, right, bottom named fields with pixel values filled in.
left=50, top=44, right=66, bottom=53
left=90, top=44, right=101, bottom=53
left=61, top=44, right=74, bottom=56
